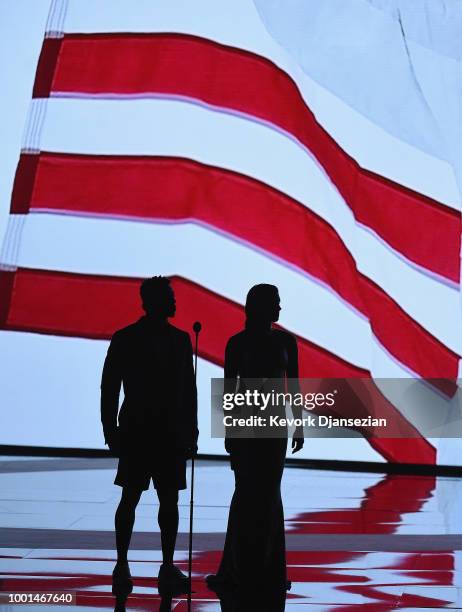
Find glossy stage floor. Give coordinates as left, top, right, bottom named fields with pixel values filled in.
left=1, top=456, right=462, bottom=610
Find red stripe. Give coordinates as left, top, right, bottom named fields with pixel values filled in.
left=11, top=154, right=39, bottom=214
left=0, top=267, right=436, bottom=464
left=0, top=266, right=366, bottom=375
left=35, top=33, right=461, bottom=283
left=17, top=151, right=460, bottom=383
left=32, top=37, right=62, bottom=98
left=0, top=271, right=15, bottom=327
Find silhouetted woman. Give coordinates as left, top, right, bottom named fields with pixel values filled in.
left=207, top=284, right=304, bottom=602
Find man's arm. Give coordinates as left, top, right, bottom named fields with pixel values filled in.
left=100, top=333, right=122, bottom=445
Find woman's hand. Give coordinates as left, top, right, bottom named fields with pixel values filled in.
left=291, top=426, right=304, bottom=454
left=106, top=428, right=121, bottom=457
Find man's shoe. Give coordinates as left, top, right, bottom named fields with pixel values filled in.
left=112, top=560, right=133, bottom=594
left=157, top=563, right=190, bottom=594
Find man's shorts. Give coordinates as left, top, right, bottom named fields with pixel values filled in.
left=114, top=447, right=187, bottom=491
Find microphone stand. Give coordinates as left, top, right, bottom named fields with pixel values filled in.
left=187, top=321, right=201, bottom=611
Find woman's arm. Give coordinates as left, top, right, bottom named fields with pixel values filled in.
left=286, top=334, right=304, bottom=453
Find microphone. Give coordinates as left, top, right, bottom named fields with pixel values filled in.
left=193, top=321, right=202, bottom=334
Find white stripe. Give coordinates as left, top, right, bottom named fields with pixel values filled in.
left=13, top=212, right=371, bottom=368
left=59, top=0, right=460, bottom=209
left=0, top=330, right=383, bottom=462
left=23, top=98, right=47, bottom=152
left=34, top=97, right=462, bottom=353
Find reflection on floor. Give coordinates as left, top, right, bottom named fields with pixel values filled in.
left=1, top=456, right=462, bottom=610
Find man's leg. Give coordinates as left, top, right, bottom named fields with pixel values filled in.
left=115, top=485, right=143, bottom=563
left=157, top=488, right=179, bottom=566
left=156, top=487, right=189, bottom=591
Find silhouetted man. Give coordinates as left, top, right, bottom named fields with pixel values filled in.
left=100, top=276, right=198, bottom=593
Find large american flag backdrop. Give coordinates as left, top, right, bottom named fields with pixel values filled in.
left=0, top=0, right=461, bottom=464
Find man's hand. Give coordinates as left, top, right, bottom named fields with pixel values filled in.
left=291, top=426, right=304, bottom=454
left=106, top=428, right=121, bottom=457
left=181, top=444, right=198, bottom=460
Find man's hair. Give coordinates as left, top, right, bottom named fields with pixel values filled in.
left=140, top=276, right=172, bottom=312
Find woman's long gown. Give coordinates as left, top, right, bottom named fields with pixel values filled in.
left=217, top=326, right=299, bottom=588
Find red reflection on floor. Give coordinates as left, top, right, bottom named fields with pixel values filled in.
left=2, top=467, right=462, bottom=609
left=0, top=550, right=458, bottom=609
left=287, top=474, right=436, bottom=535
